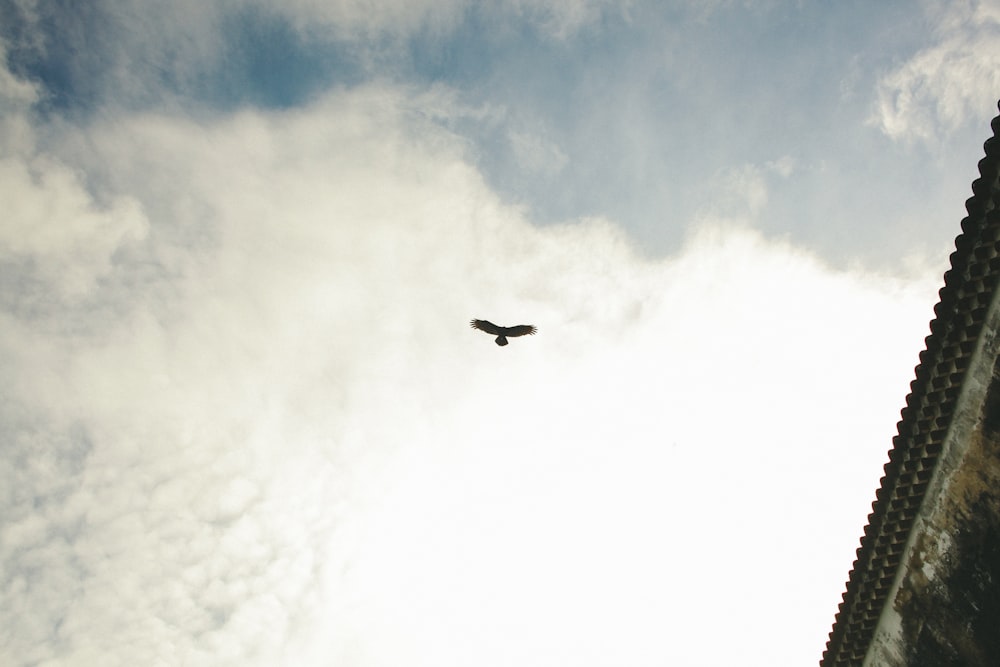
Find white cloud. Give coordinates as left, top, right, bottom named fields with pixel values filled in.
left=697, top=158, right=795, bottom=222
left=0, top=156, right=148, bottom=298
left=508, top=128, right=570, bottom=176
left=0, top=72, right=943, bottom=667
left=0, top=41, right=149, bottom=300
left=766, top=154, right=795, bottom=179
left=265, top=0, right=466, bottom=41
left=872, top=0, right=1000, bottom=142
left=501, top=0, right=631, bottom=38
left=0, top=39, right=39, bottom=110
left=285, top=0, right=631, bottom=40
left=278, top=0, right=628, bottom=40
left=0, top=39, right=41, bottom=158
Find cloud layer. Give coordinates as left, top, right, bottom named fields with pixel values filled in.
left=872, top=0, right=1000, bottom=143
left=0, top=58, right=945, bottom=665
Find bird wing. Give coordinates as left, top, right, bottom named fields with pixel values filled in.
left=503, top=324, right=537, bottom=337
left=470, top=319, right=503, bottom=335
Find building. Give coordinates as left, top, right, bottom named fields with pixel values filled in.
left=822, top=102, right=1000, bottom=666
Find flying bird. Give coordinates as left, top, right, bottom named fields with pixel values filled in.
left=470, top=319, right=537, bottom=346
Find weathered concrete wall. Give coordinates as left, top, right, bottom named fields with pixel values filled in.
left=863, top=291, right=1000, bottom=666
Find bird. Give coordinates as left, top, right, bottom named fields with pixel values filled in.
left=470, top=319, right=537, bottom=346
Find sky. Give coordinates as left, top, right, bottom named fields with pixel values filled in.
left=1, top=1, right=999, bottom=665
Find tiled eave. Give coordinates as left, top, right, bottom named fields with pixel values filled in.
left=821, top=102, right=1000, bottom=666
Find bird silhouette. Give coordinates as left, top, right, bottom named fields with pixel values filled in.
left=470, top=319, right=537, bottom=346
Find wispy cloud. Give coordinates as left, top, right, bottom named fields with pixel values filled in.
left=872, top=0, right=1000, bottom=143
left=500, top=0, right=632, bottom=38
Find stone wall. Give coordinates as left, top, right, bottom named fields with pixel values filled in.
left=862, top=255, right=1000, bottom=666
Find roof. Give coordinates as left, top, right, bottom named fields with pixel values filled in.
left=821, top=101, right=1000, bottom=666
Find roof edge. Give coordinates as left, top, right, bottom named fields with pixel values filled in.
left=821, top=100, right=1000, bottom=666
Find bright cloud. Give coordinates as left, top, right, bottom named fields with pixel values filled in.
left=0, top=57, right=944, bottom=667
left=872, top=0, right=1000, bottom=142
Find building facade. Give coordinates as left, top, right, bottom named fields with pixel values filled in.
left=822, top=103, right=1000, bottom=666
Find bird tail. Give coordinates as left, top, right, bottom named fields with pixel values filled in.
left=495, top=336, right=509, bottom=346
